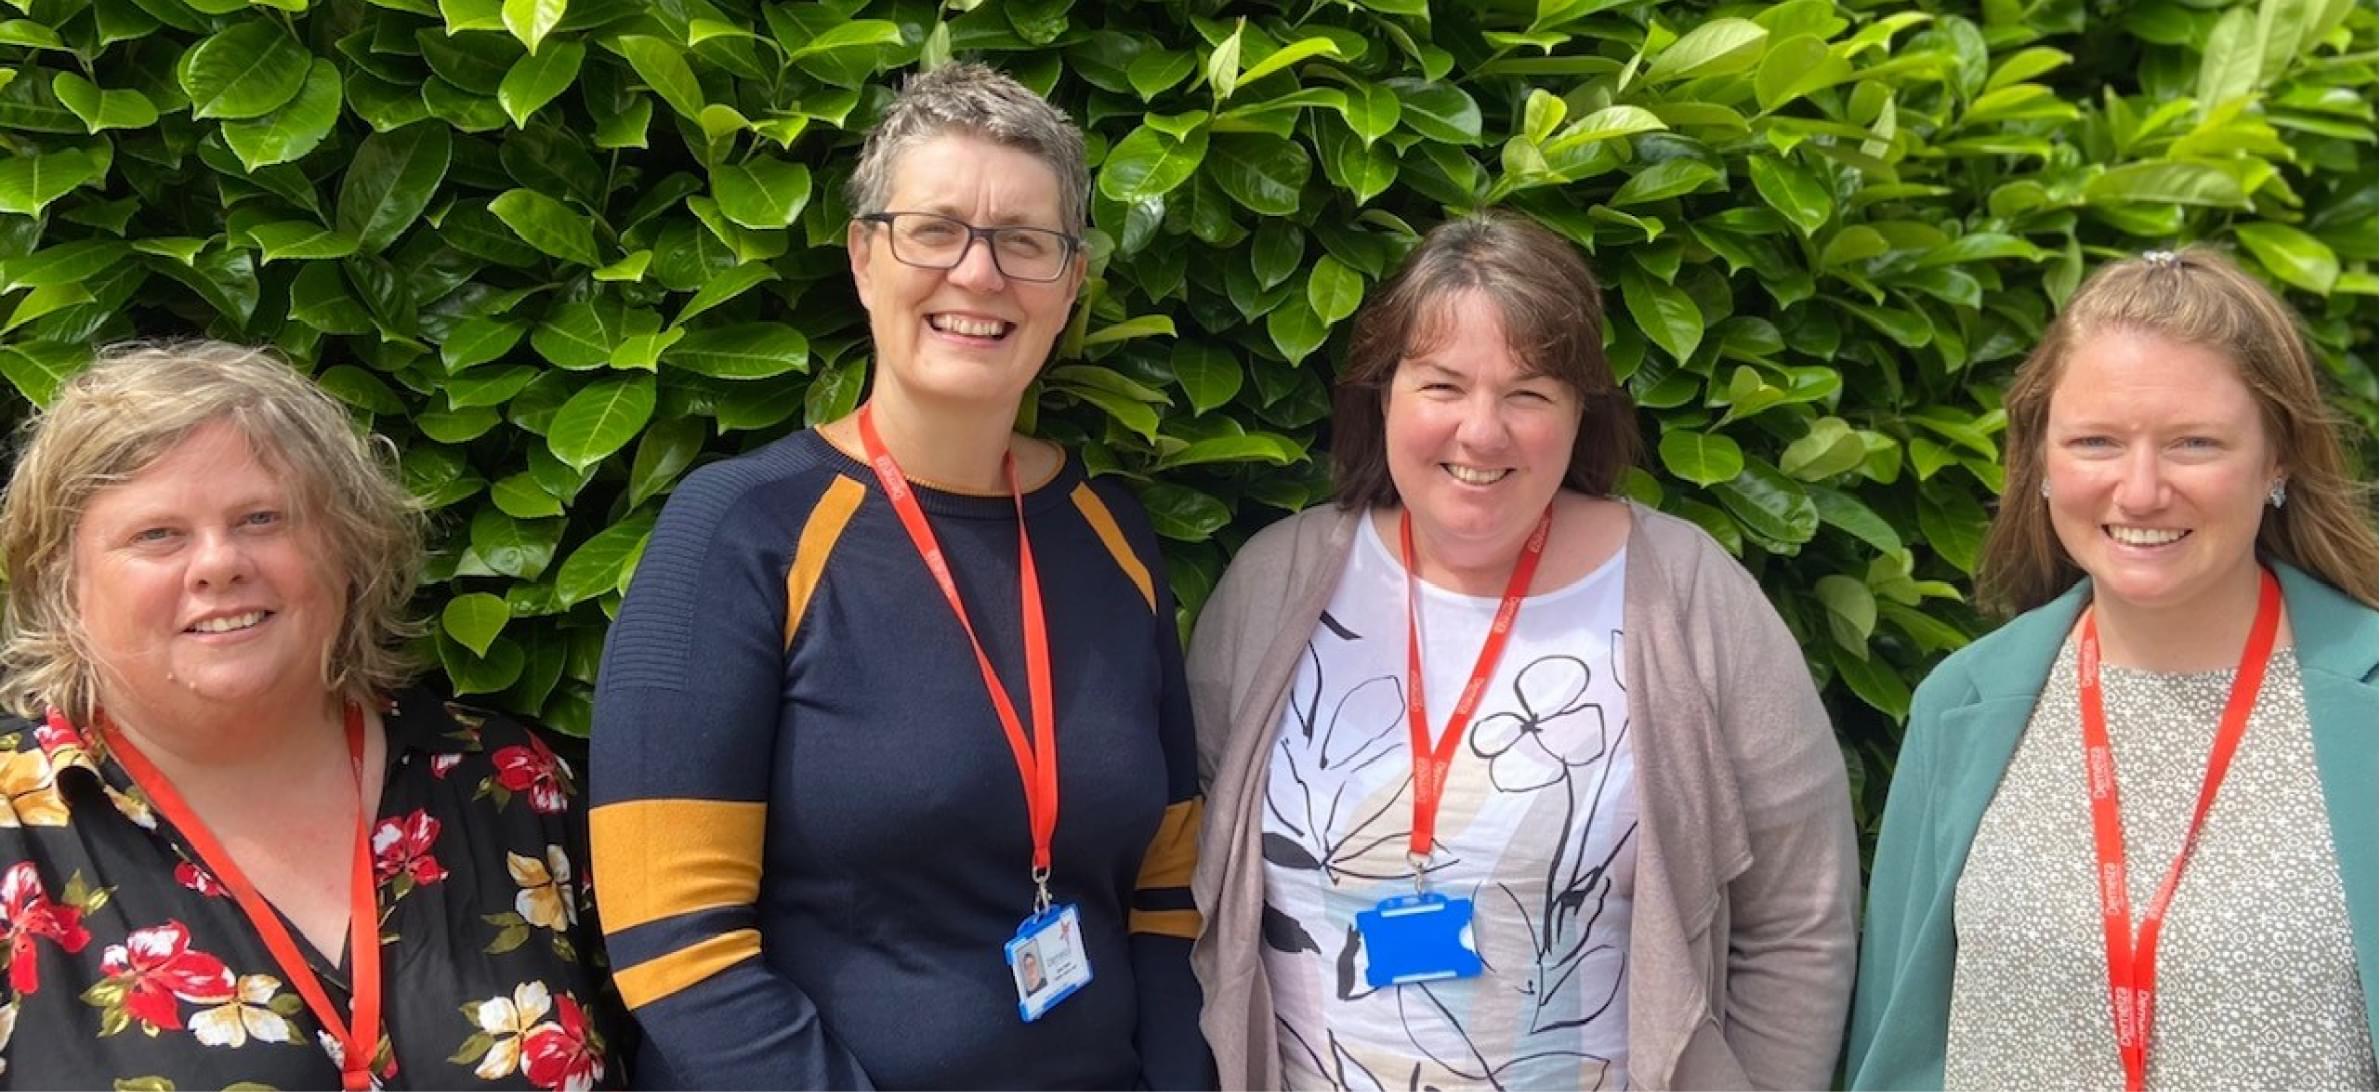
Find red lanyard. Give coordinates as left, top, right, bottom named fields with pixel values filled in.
left=99, top=704, right=382, bottom=1091
left=1398, top=505, right=1551, bottom=869
left=854, top=405, right=1059, bottom=897
left=2077, top=566, right=2281, bottom=1092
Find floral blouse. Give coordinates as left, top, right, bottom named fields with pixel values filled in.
left=0, top=688, right=624, bottom=1090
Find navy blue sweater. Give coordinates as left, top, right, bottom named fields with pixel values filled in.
left=589, top=428, right=1207, bottom=1090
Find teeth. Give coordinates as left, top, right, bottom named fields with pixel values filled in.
left=2108, top=526, right=2187, bottom=546
left=930, top=314, right=1007, bottom=338
left=1445, top=465, right=1509, bottom=486
left=190, top=611, right=265, bottom=634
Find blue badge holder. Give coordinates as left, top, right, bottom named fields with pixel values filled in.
left=1355, top=892, right=1482, bottom=988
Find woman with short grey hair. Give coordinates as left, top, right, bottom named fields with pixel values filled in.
left=591, top=63, right=1211, bottom=1089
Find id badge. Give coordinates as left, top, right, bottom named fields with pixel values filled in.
left=1006, top=903, right=1093, bottom=1022
left=1355, top=892, right=1482, bottom=988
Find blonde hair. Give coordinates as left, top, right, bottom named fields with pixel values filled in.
left=1978, top=247, right=2379, bottom=615
left=0, top=341, right=425, bottom=722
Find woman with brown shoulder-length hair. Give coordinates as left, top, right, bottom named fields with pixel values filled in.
left=1850, top=247, right=2379, bottom=1089
left=1188, top=211, right=1859, bottom=1090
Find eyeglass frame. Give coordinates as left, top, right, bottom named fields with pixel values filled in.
left=853, top=211, right=1083, bottom=284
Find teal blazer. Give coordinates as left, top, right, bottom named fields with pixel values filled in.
left=1846, top=562, right=2378, bottom=1090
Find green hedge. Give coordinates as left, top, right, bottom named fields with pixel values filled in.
left=1, top=0, right=2373, bottom=841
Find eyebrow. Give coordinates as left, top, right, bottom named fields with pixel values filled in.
left=898, top=202, right=1058, bottom=230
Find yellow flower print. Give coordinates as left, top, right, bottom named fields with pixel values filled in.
left=190, top=973, right=301, bottom=1048
left=0, top=750, right=67, bottom=828
left=508, top=847, right=575, bottom=932
left=468, top=981, right=551, bottom=1081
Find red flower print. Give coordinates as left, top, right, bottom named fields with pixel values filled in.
left=521, top=994, right=603, bottom=1092
left=491, top=735, right=572, bottom=815
left=99, top=920, right=234, bottom=1030
left=371, top=810, right=448, bottom=887
left=0, top=861, right=89, bottom=995
left=174, top=861, right=226, bottom=898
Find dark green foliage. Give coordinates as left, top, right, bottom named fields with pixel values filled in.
left=2, top=0, right=2373, bottom=847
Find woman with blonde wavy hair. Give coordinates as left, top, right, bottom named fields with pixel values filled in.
left=1850, top=247, right=2378, bottom=1089
left=0, top=341, right=621, bottom=1089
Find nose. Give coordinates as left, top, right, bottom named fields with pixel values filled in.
left=2112, top=446, right=2167, bottom=513
left=944, top=233, right=1008, bottom=293
left=1453, top=390, right=1511, bottom=452
left=186, top=528, right=252, bottom=589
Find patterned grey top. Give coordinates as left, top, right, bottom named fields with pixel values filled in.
left=1947, top=637, right=2375, bottom=1090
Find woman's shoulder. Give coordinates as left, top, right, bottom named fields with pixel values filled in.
left=385, top=687, right=589, bottom=814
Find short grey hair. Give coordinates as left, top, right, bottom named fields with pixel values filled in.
left=845, top=61, right=1090, bottom=234
left=0, top=340, right=426, bottom=723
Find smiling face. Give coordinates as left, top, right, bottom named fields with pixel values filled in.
left=2043, top=326, right=2280, bottom=616
left=849, top=132, right=1084, bottom=414
left=1385, top=290, right=1582, bottom=575
left=71, top=420, right=347, bottom=720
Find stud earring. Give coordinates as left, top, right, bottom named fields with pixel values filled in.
left=2269, top=479, right=2288, bottom=509
left=2039, top=479, right=2051, bottom=500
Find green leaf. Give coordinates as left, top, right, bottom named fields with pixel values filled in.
left=1916, top=486, right=1987, bottom=574
left=1755, top=33, right=1850, bottom=112
left=1082, top=315, right=1177, bottom=346
left=557, top=515, right=656, bottom=606
left=3, top=239, right=128, bottom=292
left=0, top=148, right=104, bottom=216
left=1612, top=160, right=1718, bottom=206
left=1208, top=134, right=1311, bottom=216
left=489, top=188, right=600, bottom=266
left=1657, top=430, right=1744, bottom=487
left=1618, top=263, right=1704, bottom=362
left=613, top=35, right=705, bottom=119
left=0, top=341, right=84, bottom=407
left=1138, top=481, right=1230, bottom=541
left=336, top=124, right=453, bottom=255
left=782, top=18, right=902, bottom=61
left=2196, top=7, right=2260, bottom=114
left=1099, top=123, right=1209, bottom=204
left=2084, top=161, right=2248, bottom=208
left=1747, top=155, right=1831, bottom=236
left=1306, top=256, right=1364, bottom=326
left=180, top=20, right=312, bottom=119
left=442, top=592, right=512, bottom=657
left=663, top=323, right=808, bottom=379
left=1647, top=18, right=1768, bottom=83
left=1155, top=433, right=1305, bottom=469
left=1173, top=342, right=1242, bottom=415
left=1393, top=81, right=1483, bottom=144
left=1913, top=232, right=2049, bottom=268
left=1831, top=642, right=1910, bottom=719
left=1807, top=484, right=1903, bottom=555
left=676, top=262, right=776, bottom=325
left=220, top=60, right=340, bottom=170
left=1780, top=416, right=1867, bottom=480
left=1265, top=294, right=1328, bottom=364
left=316, top=364, right=407, bottom=415
left=627, top=417, right=705, bottom=507
left=1713, top=459, right=1818, bottom=546
left=1249, top=220, right=1303, bottom=291
left=547, top=374, right=656, bottom=469
left=503, top=0, right=566, bottom=54
left=1816, top=573, right=1876, bottom=653
left=2234, top=222, right=2339, bottom=294
left=246, top=221, right=359, bottom=263
left=499, top=39, right=584, bottom=128
left=53, top=73, right=158, bottom=134
left=711, top=158, right=811, bottom=230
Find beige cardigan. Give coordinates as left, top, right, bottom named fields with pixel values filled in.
left=1186, top=502, right=1859, bottom=1090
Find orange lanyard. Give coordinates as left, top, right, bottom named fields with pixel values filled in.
left=1398, top=505, right=1551, bottom=870
left=2077, top=566, right=2280, bottom=1091
left=100, top=704, right=382, bottom=1090
left=854, top=405, right=1059, bottom=903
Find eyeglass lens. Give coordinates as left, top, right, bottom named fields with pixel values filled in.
left=885, top=214, right=1070, bottom=282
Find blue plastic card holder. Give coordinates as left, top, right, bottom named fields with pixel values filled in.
left=1006, top=903, right=1093, bottom=1022
left=1355, top=892, right=1482, bottom=988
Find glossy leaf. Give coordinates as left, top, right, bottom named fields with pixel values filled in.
left=489, top=188, right=601, bottom=266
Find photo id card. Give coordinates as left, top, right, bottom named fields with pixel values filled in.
left=1006, top=903, right=1093, bottom=1022
left=1355, top=892, right=1482, bottom=988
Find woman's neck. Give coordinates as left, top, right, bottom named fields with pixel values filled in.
left=1385, top=493, right=1628, bottom=598
left=100, top=688, right=350, bottom=793
left=846, top=387, right=1026, bottom=495
left=2089, top=559, right=2286, bottom=673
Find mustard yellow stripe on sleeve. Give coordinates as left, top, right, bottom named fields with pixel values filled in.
left=590, top=798, right=768, bottom=933
left=1131, top=908, right=1201, bottom=939
left=1069, top=483, right=1155, bottom=612
left=785, top=474, right=868, bottom=647
left=614, top=929, right=763, bottom=1009
left=1135, top=796, right=1202, bottom=892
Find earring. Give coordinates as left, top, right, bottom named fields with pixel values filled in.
left=2039, top=479, right=2051, bottom=500
left=2269, top=479, right=2288, bottom=509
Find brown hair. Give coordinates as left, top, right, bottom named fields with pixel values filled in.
left=1331, top=211, right=1639, bottom=508
left=1978, top=246, right=2379, bottom=614
left=845, top=61, right=1090, bottom=234
left=0, top=341, right=426, bottom=722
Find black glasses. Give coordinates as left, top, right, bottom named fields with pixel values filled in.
left=856, top=212, right=1080, bottom=283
